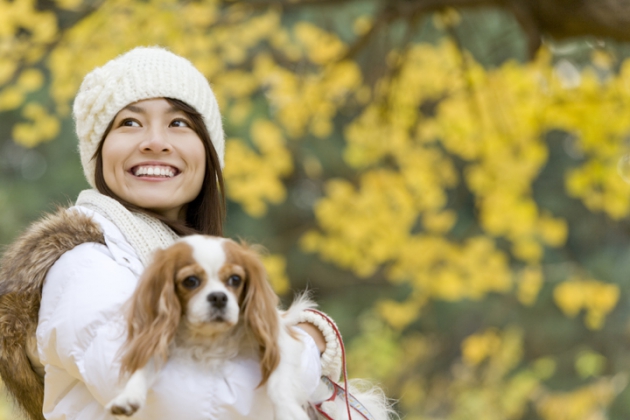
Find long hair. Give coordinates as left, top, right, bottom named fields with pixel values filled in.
left=92, top=98, right=225, bottom=236
left=223, top=239, right=281, bottom=386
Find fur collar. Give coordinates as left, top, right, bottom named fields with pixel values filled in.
left=0, top=208, right=104, bottom=420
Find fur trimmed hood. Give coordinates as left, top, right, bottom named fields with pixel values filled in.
left=0, top=208, right=104, bottom=420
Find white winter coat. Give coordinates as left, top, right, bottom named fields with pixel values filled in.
left=36, top=206, right=322, bottom=420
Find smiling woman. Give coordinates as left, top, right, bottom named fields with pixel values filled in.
left=0, top=47, right=344, bottom=420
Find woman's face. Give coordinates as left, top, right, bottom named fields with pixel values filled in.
left=101, top=98, right=206, bottom=220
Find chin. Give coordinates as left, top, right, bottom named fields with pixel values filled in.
left=125, top=194, right=185, bottom=218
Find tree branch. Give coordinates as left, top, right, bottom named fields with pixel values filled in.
left=507, top=0, right=542, bottom=58
left=340, top=1, right=400, bottom=61
left=379, top=0, right=630, bottom=57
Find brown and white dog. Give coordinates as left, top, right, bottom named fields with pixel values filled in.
left=106, top=235, right=315, bottom=420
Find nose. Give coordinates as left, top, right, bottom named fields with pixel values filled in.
left=140, top=127, right=171, bottom=153
left=207, top=292, right=228, bottom=309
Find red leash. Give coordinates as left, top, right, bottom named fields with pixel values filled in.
left=305, top=308, right=354, bottom=420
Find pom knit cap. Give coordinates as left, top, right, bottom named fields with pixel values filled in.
left=73, top=46, right=225, bottom=188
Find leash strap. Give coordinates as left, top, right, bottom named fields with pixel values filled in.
left=314, top=376, right=375, bottom=420
left=305, top=309, right=376, bottom=420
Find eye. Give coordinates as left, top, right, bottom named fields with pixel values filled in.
left=227, top=275, right=242, bottom=288
left=170, top=119, right=190, bottom=128
left=182, top=275, right=201, bottom=289
left=120, top=118, right=140, bottom=127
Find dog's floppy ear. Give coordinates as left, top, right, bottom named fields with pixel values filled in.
left=233, top=241, right=280, bottom=386
left=120, top=242, right=191, bottom=376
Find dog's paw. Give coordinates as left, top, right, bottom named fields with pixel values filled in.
left=106, top=394, right=144, bottom=417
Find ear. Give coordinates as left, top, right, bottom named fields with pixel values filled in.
left=239, top=244, right=281, bottom=386
left=119, top=246, right=183, bottom=376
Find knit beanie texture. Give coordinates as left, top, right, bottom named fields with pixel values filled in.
left=73, top=47, right=225, bottom=188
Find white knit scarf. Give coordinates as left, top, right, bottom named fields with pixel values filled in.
left=75, top=189, right=180, bottom=266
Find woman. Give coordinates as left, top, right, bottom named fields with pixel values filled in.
left=0, top=47, right=341, bottom=420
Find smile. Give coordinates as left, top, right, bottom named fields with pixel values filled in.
left=131, top=165, right=179, bottom=178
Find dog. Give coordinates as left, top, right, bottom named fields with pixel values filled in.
left=106, top=235, right=317, bottom=420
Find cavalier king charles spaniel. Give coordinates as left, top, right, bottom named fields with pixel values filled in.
left=106, top=235, right=317, bottom=419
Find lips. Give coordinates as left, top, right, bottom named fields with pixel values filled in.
left=130, top=164, right=180, bottom=178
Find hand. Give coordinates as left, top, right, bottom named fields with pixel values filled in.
left=296, top=322, right=326, bottom=354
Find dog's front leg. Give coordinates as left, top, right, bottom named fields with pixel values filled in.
left=268, top=328, right=312, bottom=420
left=106, top=359, right=159, bottom=417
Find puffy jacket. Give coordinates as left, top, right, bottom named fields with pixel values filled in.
left=0, top=206, right=321, bottom=420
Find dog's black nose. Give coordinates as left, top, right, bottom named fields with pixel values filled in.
left=207, top=292, right=228, bottom=309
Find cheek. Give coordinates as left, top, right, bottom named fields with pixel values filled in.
left=194, top=166, right=207, bottom=195
left=226, top=291, right=241, bottom=317
left=101, top=135, right=127, bottom=182
left=184, top=137, right=206, bottom=181
left=184, top=291, right=207, bottom=321
left=192, top=159, right=206, bottom=192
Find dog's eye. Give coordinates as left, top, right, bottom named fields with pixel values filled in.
left=182, top=276, right=201, bottom=289
left=227, top=275, right=242, bottom=287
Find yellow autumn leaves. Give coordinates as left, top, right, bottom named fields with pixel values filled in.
left=225, top=120, right=292, bottom=217
left=553, top=277, right=619, bottom=330
left=0, top=0, right=59, bottom=149
left=3, top=2, right=630, bottom=418
left=0, top=69, right=44, bottom=111
left=301, top=40, right=627, bottom=334
left=458, top=328, right=624, bottom=420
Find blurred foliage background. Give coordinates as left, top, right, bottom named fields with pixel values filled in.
left=3, top=0, right=630, bottom=419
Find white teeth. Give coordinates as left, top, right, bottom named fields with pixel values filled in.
left=133, top=165, right=176, bottom=177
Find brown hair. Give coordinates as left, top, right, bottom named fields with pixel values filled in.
left=92, top=98, right=225, bottom=236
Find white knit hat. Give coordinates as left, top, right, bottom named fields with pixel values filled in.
left=73, top=46, right=225, bottom=188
